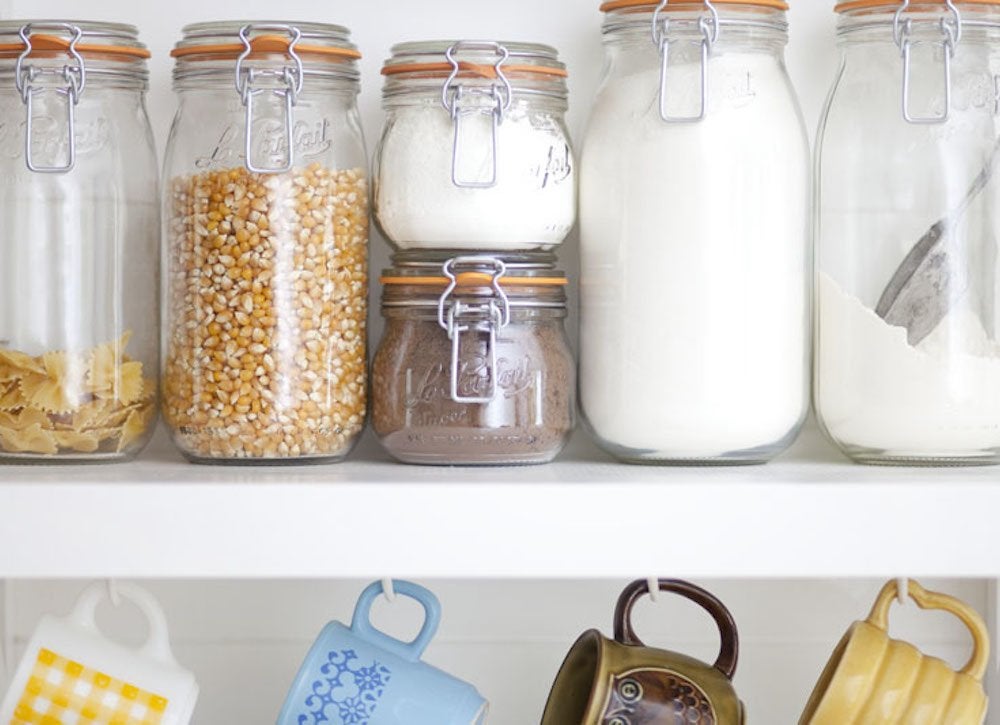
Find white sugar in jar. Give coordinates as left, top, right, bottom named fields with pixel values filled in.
left=374, top=41, right=576, bottom=251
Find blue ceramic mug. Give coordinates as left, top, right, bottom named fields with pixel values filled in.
left=277, top=580, right=488, bottom=725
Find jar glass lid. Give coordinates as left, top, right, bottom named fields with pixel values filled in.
left=0, top=21, right=149, bottom=62
left=601, top=0, right=789, bottom=11
left=836, top=1, right=1000, bottom=12
left=382, top=39, right=568, bottom=100
left=171, top=21, right=360, bottom=75
left=382, top=254, right=568, bottom=308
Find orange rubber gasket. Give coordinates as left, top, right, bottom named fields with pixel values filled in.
left=836, top=0, right=1000, bottom=11
left=170, top=35, right=361, bottom=61
left=381, top=274, right=569, bottom=287
left=383, top=61, right=568, bottom=79
left=601, top=0, right=789, bottom=11
left=0, top=34, right=150, bottom=60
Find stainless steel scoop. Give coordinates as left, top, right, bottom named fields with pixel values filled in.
left=876, top=141, right=1000, bottom=346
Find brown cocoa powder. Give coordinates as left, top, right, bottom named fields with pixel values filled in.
left=372, top=313, right=575, bottom=465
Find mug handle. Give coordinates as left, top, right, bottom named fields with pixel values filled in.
left=350, top=580, right=442, bottom=663
left=68, top=582, right=179, bottom=667
left=867, top=579, right=990, bottom=681
left=614, top=579, right=739, bottom=680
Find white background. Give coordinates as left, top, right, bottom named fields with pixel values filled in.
left=0, top=1, right=991, bottom=724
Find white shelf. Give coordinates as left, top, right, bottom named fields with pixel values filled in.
left=0, top=422, right=996, bottom=580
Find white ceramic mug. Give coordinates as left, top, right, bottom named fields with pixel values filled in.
left=0, top=582, right=198, bottom=724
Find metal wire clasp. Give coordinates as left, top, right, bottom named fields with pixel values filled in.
left=441, top=41, right=513, bottom=188
left=893, top=0, right=962, bottom=124
left=15, top=23, right=86, bottom=173
left=652, top=0, right=719, bottom=123
left=437, top=257, right=511, bottom=405
left=235, top=24, right=304, bottom=174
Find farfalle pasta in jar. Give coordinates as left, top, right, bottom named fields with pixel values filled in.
left=0, top=21, right=158, bottom=462
left=163, top=22, right=369, bottom=463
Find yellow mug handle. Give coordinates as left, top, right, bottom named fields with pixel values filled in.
left=867, top=579, right=990, bottom=681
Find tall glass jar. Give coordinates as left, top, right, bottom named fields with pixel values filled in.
left=163, top=22, right=369, bottom=463
left=0, top=21, right=159, bottom=463
left=816, top=1, right=1000, bottom=465
left=579, top=0, right=810, bottom=465
left=373, top=253, right=576, bottom=465
left=374, top=41, right=576, bottom=251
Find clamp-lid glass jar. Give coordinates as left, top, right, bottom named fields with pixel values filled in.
left=0, top=21, right=159, bottom=462
left=163, top=22, right=369, bottom=463
left=579, top=0, right=810, bottom=465
left=373, top=254, right=575, bottom=465
left=374, top=41, right=576, bottom=251
left=816, top=1, right=1000, bottom=465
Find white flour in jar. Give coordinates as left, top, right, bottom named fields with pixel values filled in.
left=818, top=272, right=1000, bottom=454
left=580, top=53, right=809, bottom=459
left=375, top=104, right=576, bottom=250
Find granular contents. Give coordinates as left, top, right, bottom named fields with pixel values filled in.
left=164, top=163, right=368, bottom=461
left=0, top=334, right=155, bottom=457
left=372, top=315, right=574, bottom=465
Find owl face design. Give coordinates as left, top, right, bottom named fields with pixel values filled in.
left=600, top=668, right=716, bottom=725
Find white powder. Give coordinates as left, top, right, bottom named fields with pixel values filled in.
left=817, top=272, right=1000, bottom=456
left=579, top=52, right=809, bottom=459
left=374, top=103, right=576, bottom=250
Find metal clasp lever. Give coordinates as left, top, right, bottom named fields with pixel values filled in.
left=235, top=24, right=304, bottom=174
left=438, top=257, right=511, bottom=404
left=16, top=23, right=86, bottom=174
left=441, top=41, right=512, bottom=188
left=894, top=0, right=962, bottom=125
left=653, top=0, right=719, bottom=123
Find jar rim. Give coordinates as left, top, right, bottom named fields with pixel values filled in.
left=836, top=0, right=1000, bottom=12
left=171, top=20, right=360, bottom=63
left=0, top=20, right=149, bottom=62
left=381, top=254, right=568, bottom=309
left=601, top=0, right=789, bottom=12
left=382, top=40, right=567, bottom=84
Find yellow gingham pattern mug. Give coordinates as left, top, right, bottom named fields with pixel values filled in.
left=13, top=648, right=168, bottom=724
left=0, top=583, right=198, bottom=725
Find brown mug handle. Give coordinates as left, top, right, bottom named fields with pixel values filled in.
left=613, top=579, right=739, bottom=681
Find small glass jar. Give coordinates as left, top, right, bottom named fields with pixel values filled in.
left=579, top=0, right=810, bottom=465
left=816, top=1, right=1000, bottom=465
left=374, top=41, right=576, bottom=251
left=373, top=254, right=575, bottom=465
left=163, top=22, right=369, bottom=463
left=0, top=21, right=158, bottom=462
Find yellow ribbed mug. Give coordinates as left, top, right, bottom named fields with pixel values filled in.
left=800, top=579, right=990, bottom=725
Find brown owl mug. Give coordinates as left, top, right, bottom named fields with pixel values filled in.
left=541, top=579, right=745, bottom=725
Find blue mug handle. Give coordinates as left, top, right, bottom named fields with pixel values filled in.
left=350, top=580, right=442, bottom=662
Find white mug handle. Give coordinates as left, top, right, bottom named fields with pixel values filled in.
left=68, top=582, right=178, bottom=666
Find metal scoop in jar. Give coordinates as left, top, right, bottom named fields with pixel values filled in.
left=876, top=139, right=1000, bottom=346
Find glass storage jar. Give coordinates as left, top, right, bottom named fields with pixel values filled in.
left=373, top=254, right=575, bottom=465
left=164, top=22, right=369, bottom=463
left=579, top=0, right=810, bottom=465
left=374, top=41, right=576, bottom=251
left=0, top=21, right=158, bottom=462
left=816, top=1, right=1000, bottom=465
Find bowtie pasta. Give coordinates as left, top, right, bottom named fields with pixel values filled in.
left=0, top=333, right=156, bottom=457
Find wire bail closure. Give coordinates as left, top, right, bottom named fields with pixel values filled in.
left=235, top=23, right=305, bottom=174
left=893, top=0, right=962, bottom=124
left=652, top=0, right=719, bottom=123
left=441, top=41, right=513, bottom=188
left=437, top=256, right=511, bottom=405
left=15, top=23, right=86, bottom=174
